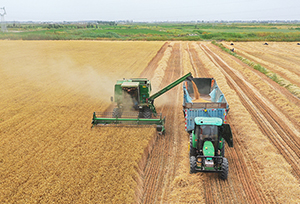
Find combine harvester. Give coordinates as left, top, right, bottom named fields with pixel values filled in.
left=92, top=72, right=193, bottom=134
left=183, top=78, right=233, bottom=180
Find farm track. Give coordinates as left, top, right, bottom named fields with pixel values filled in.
left=141, top=42, right=277, bottom=204
left=141, top=43, right=183, bottom=203
left=102, top=42, right=169, bottom=114
left=186, top=43, right=209, bottom=78
left=98, top=42, right=171, bottom=203
left=140, top=42, right=169, bottom=79
left=200, top=44, right=300, bottom=183
left=189, top=43, right=265, bottom=204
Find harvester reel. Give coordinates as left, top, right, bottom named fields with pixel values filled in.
left=112, top=108, right=122, bottom=118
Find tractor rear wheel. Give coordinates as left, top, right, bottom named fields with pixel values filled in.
left=219, top=158, right=228, bottom=180
left=112, top=108, right=122, bottom=118
left=190, top=156, right=197, bottom=174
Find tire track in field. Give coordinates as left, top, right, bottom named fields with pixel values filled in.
left=141, top=42, right=183, bottom=203
left=186, top=42, right=211, bottom=78
left=101, top=42, right=169, bottom=114
left=187, top=42, right=264, bottom=204
left=201, top=43, right=300, bottom=182
left=98, top=42, right=170, bottom=203
left=140, top=42, right=169, bottom=79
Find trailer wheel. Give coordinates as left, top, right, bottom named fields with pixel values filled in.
left=112, top=108, right=122, bottom=118
left=143, top=108, right=152, bottom=118
left=219, top=158, right=228, bottom=180
left=190, top=156, right=197, bottom=174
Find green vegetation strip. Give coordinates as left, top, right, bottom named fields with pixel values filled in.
left=212, top=41, right=300, bottom=98
left=1, top=23, right=300, bottom=41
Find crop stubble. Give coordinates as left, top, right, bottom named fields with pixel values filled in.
left=223, top=41, right=300, bottom=98
left=141, top=41, right=300, bottom=204
left=200, top=42, right=300, bottom=203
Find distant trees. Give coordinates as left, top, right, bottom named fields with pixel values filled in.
left=97, top=21, right=117, bottom=26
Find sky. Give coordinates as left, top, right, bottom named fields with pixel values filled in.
left=1, top=0, right=300, bottom=22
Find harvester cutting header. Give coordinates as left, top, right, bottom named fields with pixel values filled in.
left=92, top=72, right=193, bottom=134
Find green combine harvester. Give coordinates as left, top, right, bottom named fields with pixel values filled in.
left=92, top=72, right=193, bottom=134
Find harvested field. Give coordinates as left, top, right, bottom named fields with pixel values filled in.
left=1, top=41, right=300, bottom=203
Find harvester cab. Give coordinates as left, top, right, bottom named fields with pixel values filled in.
left=91, top=72, right=193, bottom=134
left=113, top=78, right=152, bottom=118
left=190, top=117, right=233, bottom=180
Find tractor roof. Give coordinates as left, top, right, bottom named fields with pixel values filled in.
left=194, top=117, right=223, bottom=126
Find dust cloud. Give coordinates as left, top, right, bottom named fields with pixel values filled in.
left=52, top=59, right=116, bottom=102
left=3, top=55, right=116, bottom=103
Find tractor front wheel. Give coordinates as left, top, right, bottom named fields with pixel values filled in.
left=190, top=156, right=197, bottom=174
left=219, top=158, right=228, bottom=180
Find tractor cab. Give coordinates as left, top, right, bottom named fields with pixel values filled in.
left=192, top=117, right=233, bottom=155
left=193, top=117, right=223, bottom=157
left=195, top=124, right=219, bottom=153
left=189, top=117, right=233, bottom=179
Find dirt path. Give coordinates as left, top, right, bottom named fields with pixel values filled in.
left=200, top=44, right=300, bottom=177
left=200, top=43, right=300, bottom=202
left=140, top=42, right=169, bottom=79
left=139, top=42, right=300, bottom=203
left=141, top=42, right=184, bottom=203
left=193, top=43, right=266, bottom=204
left=140, top=42, right=255, bottom=203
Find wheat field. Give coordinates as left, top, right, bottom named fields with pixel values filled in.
left=0, top=40, right=163, bottom=203
left=1, top=41, right=300, bottom=203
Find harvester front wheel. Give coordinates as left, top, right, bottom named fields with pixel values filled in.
left=190, top=156, right=197, bottom=174
left=219, top=158, right=228, bottom=180
left=143, top=108, right=152, bottom=118
left=112, top=108, right=122, bottom=118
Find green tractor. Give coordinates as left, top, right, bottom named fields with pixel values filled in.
left=189, top=117, right=233, bottom=180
